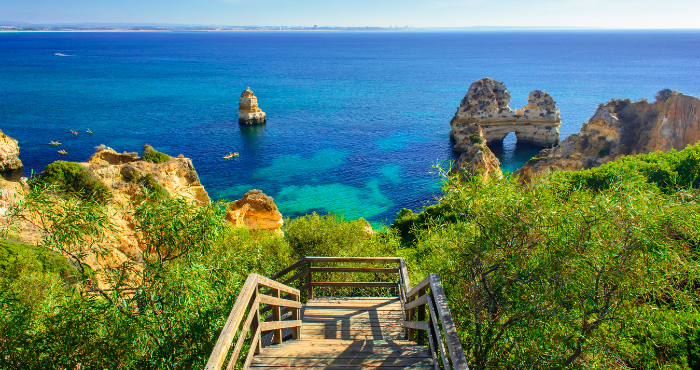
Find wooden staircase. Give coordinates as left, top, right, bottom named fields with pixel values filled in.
left=205, top=257, right=468, bottom=370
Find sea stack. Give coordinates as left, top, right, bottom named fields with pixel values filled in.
left=0, top=129, right=23, bottom=172
left=450, top=78, right=561, bottom=148
left=238, top=87, right=267, bottom=125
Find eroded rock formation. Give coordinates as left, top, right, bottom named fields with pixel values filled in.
left=517, top=91, right=700, bottom=181
left=0, top=129, right=23, bottom=171
left=450, top=78, right=561, bottom=148
left=84, top=147, right=211, bottom=270
left=225, top=189, right=283, bottom=232
left=449, top=122, right=503, bottom=180
left=239, top=87, right=267, bottom=125
left=3, top=146, right=211, bottom=282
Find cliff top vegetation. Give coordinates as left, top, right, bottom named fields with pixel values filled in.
left=1, top=143, right=700, bottom=369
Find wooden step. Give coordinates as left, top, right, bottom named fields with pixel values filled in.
left=252, top=338, right=433, bottom=369
left=251, top=356, right=433, bottom=366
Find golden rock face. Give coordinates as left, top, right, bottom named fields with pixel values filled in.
left=0, top=129, right=23, bottom=171
left=225, top=189, right=283, bottom=232
left=239, top=87, right=267, bottom=125
left=516, top=91, right=700, bottom=182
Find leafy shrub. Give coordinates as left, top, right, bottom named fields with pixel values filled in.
left=30, top=161, right=111, bottom=203
left=469, top=134, right=484, bottom=144
left=120, top=166, right=141, bottom=183
left=656, top=88, right=674, bottom=102
left=137, top=173, right=169, bottom=199
left=552, top=142, right=700, bottom=193
left=141, top=144, right=171, bottom=164
left=0, top=239, right=74, bottom=279
left=285, top=212, right=373, bottom=258
left=391, top=202, right=460, bottom=245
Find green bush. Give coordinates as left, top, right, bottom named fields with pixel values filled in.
left=0, top=239, right=74, bottom=279
left=30, top=161, right=112, bottom=203
left=552, top=142, right=700, bottom=193
left=141, top=144, right=171, bottom=164
left=138, top=173, right=169, bottom=199
left=285, top=212, right=374, bottom=258
left=390, top=202, right=460, bottom=245
left=469, top=134, right=484, bottom=144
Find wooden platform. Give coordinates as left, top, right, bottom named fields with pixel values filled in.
left=250, top=297, right=434, bottom=369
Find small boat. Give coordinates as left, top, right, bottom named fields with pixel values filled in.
left=55, top=53, right=68, bottom=56
left=57, top=150, right=67, bottom=155
left=71, top=130, right=78, bottom=135
left=49, top=141, right=61, bottom=146
left=86, top=129, right=93, bottom=134
left=223, top=152, right=239, bottom=159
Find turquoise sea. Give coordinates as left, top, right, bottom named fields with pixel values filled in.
left=2, top=31, right=700, bottom=226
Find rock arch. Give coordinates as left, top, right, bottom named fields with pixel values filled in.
left=450, top=78, right=561, bottom=151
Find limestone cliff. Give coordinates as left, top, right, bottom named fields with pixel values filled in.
left=517, top=91, right=700, bottom=181
left=84, top=147, right=210, bottom=267
left=3, top=147, right=211, bottom=279
left=0, top=129, right=23, bottom=171
left=239, top=87, right=267, bottom=125
left=225, top=189, right=283, bottom=231
left=449, top=123, right=503, bottom=180
left=450, top=78, right=561, bottom=148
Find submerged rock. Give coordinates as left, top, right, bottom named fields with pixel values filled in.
left=517, top=91, right=700, bottom=181
left=238, top=87, right=267, bottom=125
left=450, top=78, right=561, bottom=148
left=0, top=129, right=23, bottom=171
left=225, top=189, right=284, bottom=231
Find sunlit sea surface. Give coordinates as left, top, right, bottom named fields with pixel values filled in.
left=2, top=31, right=700, bottom=226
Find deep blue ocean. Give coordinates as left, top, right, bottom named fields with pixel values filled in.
left=1, top=31, right=700, bottom=226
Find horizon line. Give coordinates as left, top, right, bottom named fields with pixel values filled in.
left=2, top=21, right=700, bottom=31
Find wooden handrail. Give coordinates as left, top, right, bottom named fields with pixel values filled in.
left=404, top=273, right=469, bottom=370
left=204, top=274, right=301, bottom=370
left=267, top=256, right=404, bottom=301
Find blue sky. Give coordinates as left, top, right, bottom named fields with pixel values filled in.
left=2, top=0, right=699, bottom=28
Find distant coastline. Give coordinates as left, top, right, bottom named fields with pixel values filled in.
left=0, top=22, right=618, bottom=33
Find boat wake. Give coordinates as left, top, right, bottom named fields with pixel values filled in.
left=54, top=53, right=72, bottom=56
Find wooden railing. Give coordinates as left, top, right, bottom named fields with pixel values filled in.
left=206, top=257, right=468, bottom=370
left=204, top=274, right=301, bottom=370
left=270, top=256, right=403, bottom=299
left=403, top=273, right=469, bottom=370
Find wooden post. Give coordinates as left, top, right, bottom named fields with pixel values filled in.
left=272, top=288, right=282, bottom=344
left=251, top=309, right=262, bottom=355
left=407, top=295, right=415, bottom=341
left=291, top=292, right=300, bottom=339
left=308, top=261, right=314, bottom=300
left=417, top=288, right=426, bottom=344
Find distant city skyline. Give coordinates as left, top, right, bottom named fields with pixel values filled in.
left=1, top=0, right=699, bottom=29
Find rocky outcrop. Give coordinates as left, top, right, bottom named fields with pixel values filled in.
left=450, top=78, right=561, bottom=148
left=449, top=123, right=503, bottom=180
left=81, top=147, right=212, bottom=269
left=517, top=91, right=700, bottom=181
left=225, top=189, right=283, bottom=231
left=239, top=87, right=267, bottom=125
left=4, top=146, right=211, bottom=280
left=0, top=130, right=23, bottom=171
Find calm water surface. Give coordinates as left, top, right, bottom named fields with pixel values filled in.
left=2, top=31, right=699, bottom=226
